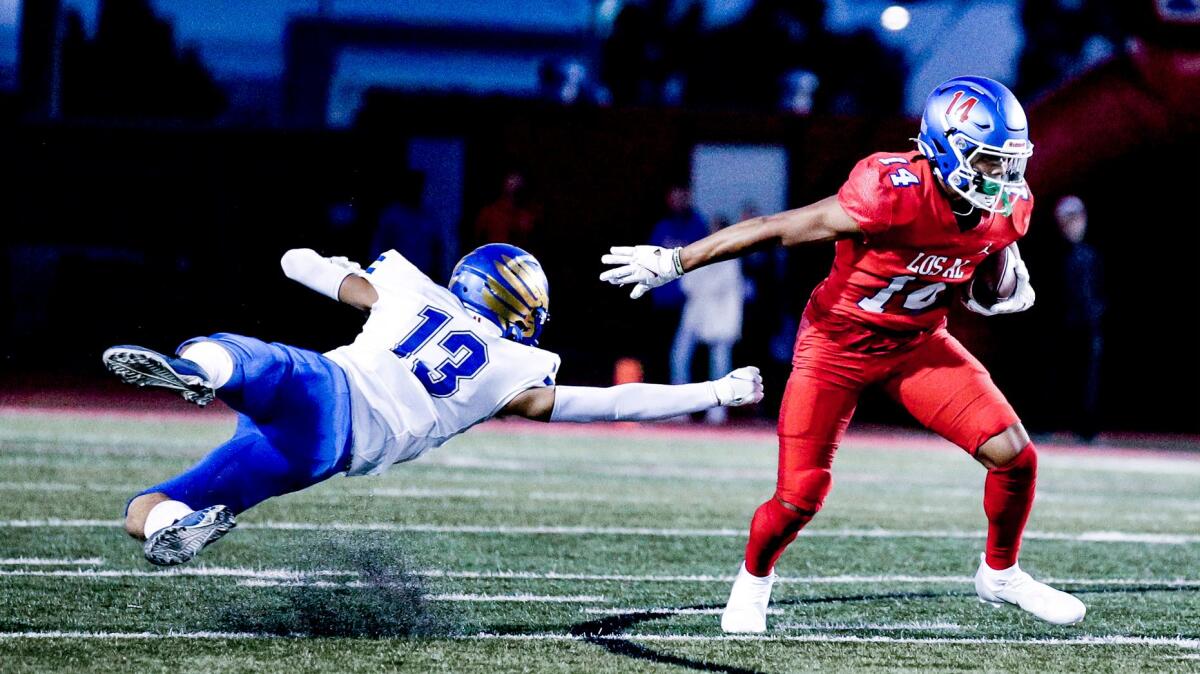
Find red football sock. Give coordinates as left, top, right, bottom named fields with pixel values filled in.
left=983, top=442, right=1038, bottom=569
left=744, top=497, right=815, bottom=577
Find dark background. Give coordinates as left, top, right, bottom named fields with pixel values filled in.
left=1, top=0, right=1198, bottom=436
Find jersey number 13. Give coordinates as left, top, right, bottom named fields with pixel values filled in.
left=392, top=306, right=489, bottom=397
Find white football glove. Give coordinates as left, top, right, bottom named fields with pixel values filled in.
left=280, top=248, right=366, bottom=300
left=710, top=366, right=764, bottom=407
left=599, top=245, right=684, bottom=299
left=964, top=243, right=1035, bottom=316
left=328, top=255, right=366, bottom=276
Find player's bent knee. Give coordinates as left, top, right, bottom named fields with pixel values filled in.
left=775, top=467, right=832, bottom=514
left=976, top=422, right=1031, bottom=469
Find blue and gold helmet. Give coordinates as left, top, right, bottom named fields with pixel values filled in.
left=448, top=244, right=550, bottom=346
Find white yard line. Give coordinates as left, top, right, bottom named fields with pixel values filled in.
left=1, top=631, right=1196, bottom=649
left=236, top=580, right=609, bottom=599
left=776, top=621, right=963, bottom=631
left=0, top=482, right=139, bottom=494
left=581, top=608, right=783, bottom=616
left=428, top=592, right=604, bottom=603
left=3, top=566, right=1198, bottom=589
left=351, top=487, right=499, bottom=499
left=0, top=568, right=350, bottom=580
left=463, top=633, right=1200, bottom=648
left=0, top=557, right=104, bottom=566
left=3, top=479, right=1197, bottom=515
left=0, top=631, right=268, bottom=640
left=4, top=518, right=1198, bottom=544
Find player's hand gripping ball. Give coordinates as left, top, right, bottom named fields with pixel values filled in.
left=970, top=247, right=1017, bottom=306
left=965, top=243, right=1035, bottom=316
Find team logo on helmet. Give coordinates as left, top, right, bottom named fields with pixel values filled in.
left=449, top=244, right=550, bottom=346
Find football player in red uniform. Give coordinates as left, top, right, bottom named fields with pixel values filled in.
left=600, top=76, right=1086, bottom=630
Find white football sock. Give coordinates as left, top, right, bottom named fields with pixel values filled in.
left=982, top=557, right=1021, bottom=579
left=143, top=499, right=193, bottom=539
left=179, top=341, right=234, bottom=388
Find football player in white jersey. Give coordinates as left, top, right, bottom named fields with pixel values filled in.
left=105, top=243, right=763, bottom=566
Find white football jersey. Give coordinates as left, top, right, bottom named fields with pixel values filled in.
left=325, top=250, right=560, bottom=476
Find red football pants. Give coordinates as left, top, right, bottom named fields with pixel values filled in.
left=744, top=320, right=1026, bottom=576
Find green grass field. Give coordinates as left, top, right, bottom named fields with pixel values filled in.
left=1, top=408, right=1198, bottom=673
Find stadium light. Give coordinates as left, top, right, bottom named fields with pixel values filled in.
left=880, top=5, right=911, bottom=31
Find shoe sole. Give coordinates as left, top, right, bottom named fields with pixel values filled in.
left=143, top=506, right=236, bottom=566
left=103, top=347, right=215, bottom=407
left=977, top=596, right=1085, bottom=625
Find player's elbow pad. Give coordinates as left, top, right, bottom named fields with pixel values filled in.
left=281, top=248, right=349, bottom=300
left=549, top=382, right=718, bottom=423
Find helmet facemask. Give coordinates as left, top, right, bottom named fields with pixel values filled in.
left=503, top=306, right=549, bottom=345
left=944, top=133, right=1032, bottom=215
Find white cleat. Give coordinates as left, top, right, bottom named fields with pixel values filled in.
left=974, top=553, right=1086, bottom=625
left=721, top=562, right=776, bottom=633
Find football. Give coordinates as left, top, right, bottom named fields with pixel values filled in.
left=969, top=247, right=1017, bottom=306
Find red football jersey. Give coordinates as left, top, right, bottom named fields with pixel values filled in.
left=805, top=151, right=1032, bottom=351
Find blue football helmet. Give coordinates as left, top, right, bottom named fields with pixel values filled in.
left=448, top=244, right=550, bottom=346
left=916, top=76, right=1033, bottom=214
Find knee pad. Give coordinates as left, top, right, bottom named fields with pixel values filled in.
left=775, top=467, right=833, bottom=514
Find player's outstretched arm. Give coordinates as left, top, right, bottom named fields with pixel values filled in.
left=600, top=196, right=860, bottom=298
left=502, top=367, right=764, bottom=422
left=280, top=248, right=379, bottom=311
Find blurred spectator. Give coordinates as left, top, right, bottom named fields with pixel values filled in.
left=737, top=199, right=788, bottom=415
left=371, top=172, right=455, bottom=280
left=539, top=59, right=597, bottom=105
left=1053, top=196, right=1105, bottom=442
left=474, top=171, right=540, bottom=250
left=648, top=184, right=709, bottom=311
left=782, top=69, right=820, bottom=115
left=672, top=215, right=747, bottom=424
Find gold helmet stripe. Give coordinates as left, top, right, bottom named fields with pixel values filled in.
left=507, top=256, right=550, bottom=310
left=493, top=257, right=540, bottom=310
left=481, top=276, right=530, bottom=320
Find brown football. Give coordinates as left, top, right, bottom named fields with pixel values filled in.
left=969, top=247, right=1017, bottom=306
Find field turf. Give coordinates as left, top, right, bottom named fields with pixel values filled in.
left=1, top=407, right=1198, bottom=672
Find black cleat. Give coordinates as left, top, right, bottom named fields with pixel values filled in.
left=103, top=345, right=215, bottom=406
left=143, top=505, right=236, bottom=566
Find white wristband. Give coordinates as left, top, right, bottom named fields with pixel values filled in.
left=280, top=248, right=362, bottom=300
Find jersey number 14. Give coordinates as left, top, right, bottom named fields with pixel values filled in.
left=857, top=275, right=947, bottom=314
left=392, top=306, right=490, bottom=397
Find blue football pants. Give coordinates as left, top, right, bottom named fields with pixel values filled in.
left=133, top=333, right=353, bottom=514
